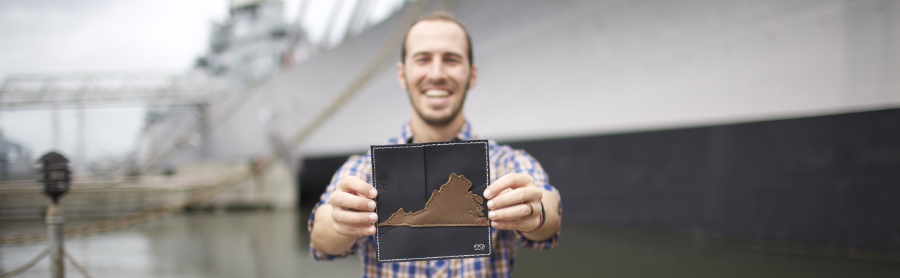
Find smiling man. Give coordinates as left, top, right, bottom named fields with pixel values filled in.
left=401, top=15, right=471, bottom=131
left=309, top=11, right=562, bottom=278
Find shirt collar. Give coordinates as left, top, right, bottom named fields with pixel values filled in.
left=392, top=120, right=478, bottom=144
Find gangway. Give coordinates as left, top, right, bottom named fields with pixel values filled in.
left=0, top=72, right=227, bottom=110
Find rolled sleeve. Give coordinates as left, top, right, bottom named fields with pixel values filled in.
left=310, top=239, right=358, bottom=261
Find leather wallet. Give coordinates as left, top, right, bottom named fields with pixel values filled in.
left=371, top=140, right=492, bottom=262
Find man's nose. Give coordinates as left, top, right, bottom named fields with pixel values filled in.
left=426, top=59, right=448, bottom=81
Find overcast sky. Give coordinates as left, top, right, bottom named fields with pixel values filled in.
left=0, top=0, right=403, bottom=164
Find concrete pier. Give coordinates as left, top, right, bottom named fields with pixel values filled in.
left=0, top=159, right=297, bottom=220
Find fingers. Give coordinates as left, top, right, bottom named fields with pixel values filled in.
left=482, top=173, right=544, bottom=232
left=331, top=176, right=377, bottom=212
left=332, top=205, right=378, bottom=224
left=489, top=215, right=540, bottom=231
left=337, top=176, right=378, bottom=199
left=331, top=205, right=378, bottom=236
left=487, top=202, right=534, bottom=220
left=486, top=186, right=541, bottom=211
left=330, top=191, right=376, bottom=212
left=483, top=173, right=533, bottom=199
left=329, top=176, right=379, bottom=236
left=333, top=222, right=376, bottom=236
left=484, top=173, right=537, bottom=220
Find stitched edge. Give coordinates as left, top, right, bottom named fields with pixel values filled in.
left=372, top=140, right=492, bottom=262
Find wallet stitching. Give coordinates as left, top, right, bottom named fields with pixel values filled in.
left=372, top=140, right=492, bottom=262
left=377, top=226, right=400, bottom=237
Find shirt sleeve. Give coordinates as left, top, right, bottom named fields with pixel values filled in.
left=308, top=154, right=372, bottom=261
left=502, top=148, right=562, bottom=250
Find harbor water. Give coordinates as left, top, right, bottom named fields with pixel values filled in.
left=2, top=209, right=899, bottom=278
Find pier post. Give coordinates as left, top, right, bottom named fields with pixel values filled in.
left=46, top=204, right=65, bottom=278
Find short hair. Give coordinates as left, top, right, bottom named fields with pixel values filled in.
left=401, top=11, right=473, bottom=66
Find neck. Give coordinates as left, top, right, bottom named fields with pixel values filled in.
left=409, top=112, right=465, bottom=143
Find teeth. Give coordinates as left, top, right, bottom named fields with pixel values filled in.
left=425, top=89, right=449, bottom=97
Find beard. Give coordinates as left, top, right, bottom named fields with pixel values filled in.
left=406, top=75, right=470, bottom=127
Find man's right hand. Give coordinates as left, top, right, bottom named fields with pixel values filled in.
left=310, top=176, right=378, bottom=255
left=329, top=176, right=379, bottom=236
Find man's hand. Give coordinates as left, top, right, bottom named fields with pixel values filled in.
left=310, top=176, right=378, bottom=255
left=483, top=173, right=560, bottom=241
left=329, top=176, right=379, bottom=236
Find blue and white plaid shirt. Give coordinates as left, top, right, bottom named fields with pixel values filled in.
left=309, top=121, right=561, bottom=278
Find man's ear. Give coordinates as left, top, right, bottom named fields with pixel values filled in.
left=468, top=64, right=478, bottom=90
left=397, top=62, right=407, bottom=90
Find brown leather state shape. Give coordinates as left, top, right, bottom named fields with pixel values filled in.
left=378, top=173, right=489, bottom=227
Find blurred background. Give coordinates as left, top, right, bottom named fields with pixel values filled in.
left=1, top=0, right=899, bottom=277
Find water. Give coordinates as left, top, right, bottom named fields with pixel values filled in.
left=0, top=210, right=359, bottom=278
left=516, top=225, right=900, bottom=277
left=2, top=210, right=899, bottom=277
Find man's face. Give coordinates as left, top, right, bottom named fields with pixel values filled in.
left=398, top=20, right=477, bottom=127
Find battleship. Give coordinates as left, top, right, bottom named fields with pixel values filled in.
left=141, top=0, right=900, bottom=253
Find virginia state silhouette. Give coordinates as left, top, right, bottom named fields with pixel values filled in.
left=378, top=173, right=489, bottom=227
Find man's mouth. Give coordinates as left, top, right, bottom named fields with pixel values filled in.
left=424, top=89, right=450, bottom=98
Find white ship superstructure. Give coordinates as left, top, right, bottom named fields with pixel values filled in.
left=197, top=0, right=301, bottom=87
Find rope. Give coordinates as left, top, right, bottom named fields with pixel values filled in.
left=0, top=247, right=50, bottom=278
left=0, top=167, right=256, bottom=245
left=0, top=248, right=95, bottom=278
left=64, top=250, right=94, bottom=278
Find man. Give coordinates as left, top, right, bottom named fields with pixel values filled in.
left=309, top=11, right=561, bottom=277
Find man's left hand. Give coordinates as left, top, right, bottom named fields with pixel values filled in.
left=483, top=173, right=543, bottom=232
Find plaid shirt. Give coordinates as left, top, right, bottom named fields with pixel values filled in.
left=309, top=121, right=561, bottom=278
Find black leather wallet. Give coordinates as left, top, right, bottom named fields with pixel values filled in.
left=371, top=140, right=492, bottom=262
